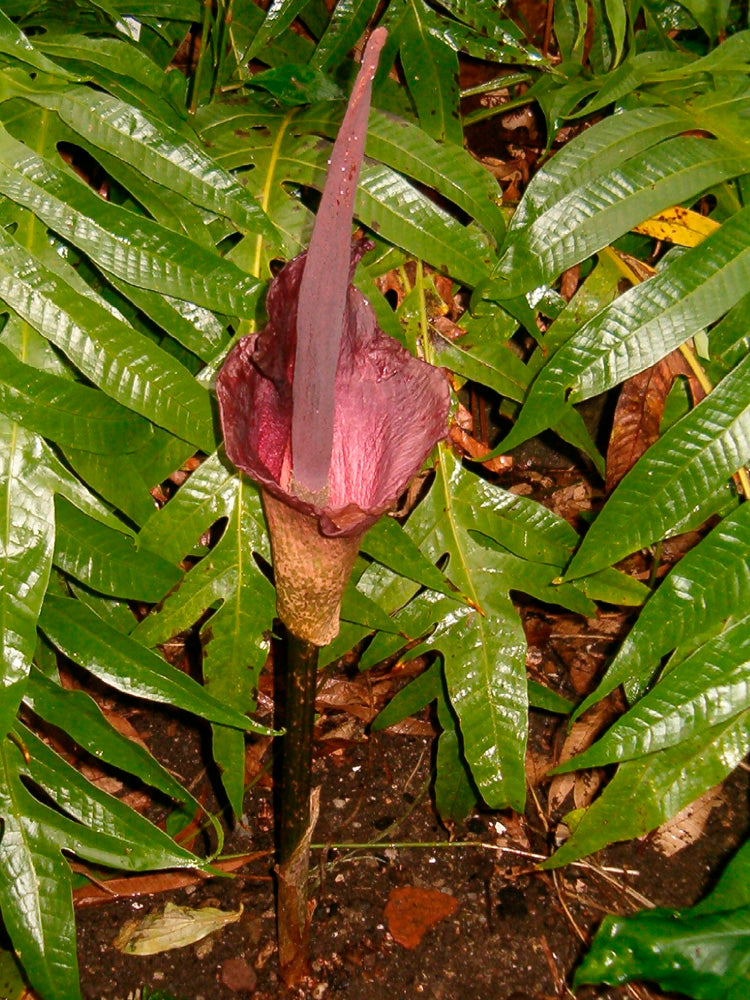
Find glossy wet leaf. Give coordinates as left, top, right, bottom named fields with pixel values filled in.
left=501, top=208, right=750, bottom=453
left=546, top=710, right=750, bottom=867
left=0, top=344, right=152, bottom=454
left=135, top=469, right=275, bottom=813
left=39, top=595, right=273, bottom=735
left=0, top=228, right=215, bottom=452
left=576, top=905, right=750, bottom=999
left=0, top=421, right=55, bottom=737
left=53, top=499, right=181, bottom=602
left=574, top=501, right=750, bottom=718
left=567, top=351, right=750, bottom=579
left=554, top=614, right=750, bottom=772
left=28, top=87, right=279, bottom=244
left=23, top=667, right=197, bottom=808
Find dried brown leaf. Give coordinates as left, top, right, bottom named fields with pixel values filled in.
left=385, top=886, right=458, bottom=949
left=606, top=351, right=703, bottom=493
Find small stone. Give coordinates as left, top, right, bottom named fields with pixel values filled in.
left=194, top=936, right=214, bottom=960
left=221, top=957, right=257, bottom=993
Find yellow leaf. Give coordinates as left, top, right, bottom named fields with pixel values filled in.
left=632, top=206, right=719, bottom=247
left=113, top=902, right=243, bottom=956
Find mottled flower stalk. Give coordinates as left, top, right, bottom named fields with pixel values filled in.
left=216, top=24, right=449, bottom=986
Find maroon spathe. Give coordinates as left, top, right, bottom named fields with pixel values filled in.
left=216, top=238, right=451, bottom=537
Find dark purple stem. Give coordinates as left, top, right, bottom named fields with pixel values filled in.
left=291, top=27, right=387, bottom=496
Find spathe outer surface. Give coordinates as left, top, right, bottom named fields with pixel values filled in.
left=216, top=239, right=451, bottom=539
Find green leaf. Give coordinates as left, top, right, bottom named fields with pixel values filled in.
left=16, top=725, right=199, bottom=872
left=554, top=614, right=750, bottom=772
left=573, top=501, right=750, bottom=718
left=0, top=124, right=263, bottom=318
left=242, top=0, right=309, bottom=63
left=0, top=420, right=55, bottom=738
left=0, top=227, right=215, bottom=452
left=30, top=87, right=279, bottom=244
left=198, top=481, right=275, bottom=816
left=62, top=446, right=160, bottom=528
left=694, top=840, right=750, bottom=915
left=501, top=209, right=750, bottom=453
left=494, top=137, right=750, bottom=298
left=0, top=741, right=81, bottom=1000
left=0, top=9, right=77, bottom=79
left=0, top=343, right=152, bottom=454
left=567, top=352, right=750, bottom=579
left=135, top=472, right=276, bottom=812
left=678, top=0, right=733, bottom=39
left=0, top=945, right=25, bottom=1000
left=310, top=0, right=380, bottom=71
left=400, top=1, right=462, bottom=145
left=137, top=449, right=238, bottom=564
left=396, top=448, right=530, bottom=812
left=341, top=579, right=400, bottom=634
left=528, top=680, right=573, bottom=715
left=361, top=514, right=458, bottom=599
left=23, top=667, right=195, bottom=808
left=545, top=710, right=750, bottom=868
left=435, top=687, right=477, bottom=821
left=371, top=660, right=442, bottom=732
left=575, top=905, right=750, bottom=1000
left=53, top=498, right=181, bottom=602
left=38, top=595, right=272, bottom=734
left=502, top=106, right=692, bottom=234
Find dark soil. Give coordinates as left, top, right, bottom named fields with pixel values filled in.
left=74, top=614, right=750, bottom=1000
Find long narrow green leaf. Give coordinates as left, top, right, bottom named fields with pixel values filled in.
left=310, top=0, right=380, bottom=70
left=62, top=447, right=160, bottom=528
left=494, top=137, right=750, bottom=297
left=137, top=449, right=238, bottom=564
left=545, top=709, right=750, bottom=868
left=29, top=88, right=279, bottom=244
left=555, top=614, right=750, bottom=771
left=195, top=480, right=275, bottom=815
left=17, top=724, right=200, bottom=870
left=0, top=9, right=77, bottom=79
left=38, top=595, right=272, bottom=734
left=243, top=0, right=309, bottom=62
left=0, top=125, right=262, bottom=317
left=567, top=353, right=750, bottom=578
left=506, top=106, right=692, bottom=230
left=500, top=209, right=750, bottom=453
left=0, top=421, right=55, bottom=737
left=0, top=228, right=215, bottom=451
left=23, top=668, right=194, bottom=807
left=397, top=448, right=529, bottom=811
left=576, top=905, right=750, bottom=1000
left=0, top=343, right=151, bottom=454
left=361, top=514, right=458, bottom=599
left=53, top=499, right=181, bottom=602
left=0, top=742, right=80, bottom=1000
left=400, top=1, right=462, bottom=145
left=573, top=501, right=750, bottom=718
left=435, top=689, right=478, bottom=821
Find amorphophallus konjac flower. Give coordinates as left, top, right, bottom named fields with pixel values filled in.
left=216, top=26, right=450, bottom=647
left=215, top=26, right=450, bottom=985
